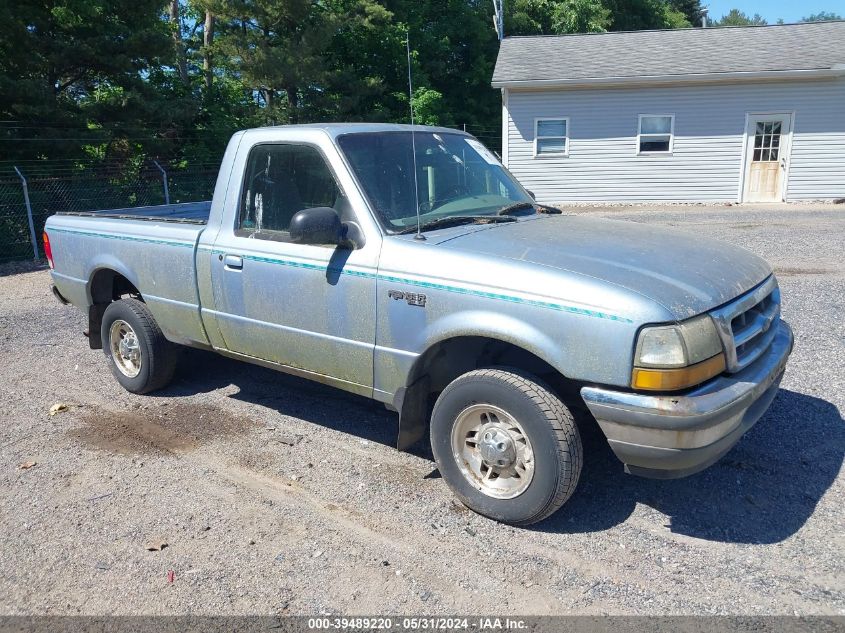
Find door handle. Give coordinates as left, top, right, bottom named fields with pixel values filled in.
left=223, top=254, right=243, bottom=270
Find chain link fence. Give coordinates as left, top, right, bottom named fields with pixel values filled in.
left=462, top=124, right=502, bottom=157
left=0, top=161, right=219, bottom=262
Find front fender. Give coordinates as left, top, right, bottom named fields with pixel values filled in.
left=389, top=309, right=568, bottom=451
left=416, top=309, right=567, bottom=375
left=375, top=306, right=571, bottom=404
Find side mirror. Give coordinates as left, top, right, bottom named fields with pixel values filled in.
left=289, top=207, right=344, bottom=246
left=526, top=190, right=536, bottom=200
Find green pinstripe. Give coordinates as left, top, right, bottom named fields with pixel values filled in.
left=49, top=226, right=195, bottom=248
left=50, top=228, right=632, bottom=323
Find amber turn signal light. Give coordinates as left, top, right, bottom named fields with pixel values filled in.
left=632, top=353, right=726, bottom=391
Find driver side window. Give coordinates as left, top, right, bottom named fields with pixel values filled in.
left=237, top=144, right=341, bottom=240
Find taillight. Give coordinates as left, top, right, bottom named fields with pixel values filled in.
left=43, top=231, right=54, bottom=269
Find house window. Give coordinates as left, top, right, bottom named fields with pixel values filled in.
left=638, top=115, right=674, bottom=154
left=534, top=118, right=569, bottom=156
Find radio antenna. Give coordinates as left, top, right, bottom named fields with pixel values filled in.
left=406, top=31, right=425, bottom=241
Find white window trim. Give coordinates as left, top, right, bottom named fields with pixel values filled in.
left=533, top=117, right=570, bottom=157
left=637, top=114, right=674, bottom=155
left=501, top=88, right=509, bottom=167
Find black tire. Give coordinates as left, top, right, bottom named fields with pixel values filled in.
left=100, top=298, right=179, bottom=394
left=431, top=368, right=582, bottom=525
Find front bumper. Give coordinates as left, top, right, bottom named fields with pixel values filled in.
left=580, top=320, right=794, bottom=479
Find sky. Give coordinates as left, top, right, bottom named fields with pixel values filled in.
left=704, top=0, right=845, bottom=24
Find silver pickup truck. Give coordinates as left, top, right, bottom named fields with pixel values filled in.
left=45, top=123, right=793, bottom=525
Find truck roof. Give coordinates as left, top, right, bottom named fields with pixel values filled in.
left=243, top=122, right=471, bottom=138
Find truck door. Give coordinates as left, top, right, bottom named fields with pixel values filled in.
left=208, top=141, right=377, bottom=393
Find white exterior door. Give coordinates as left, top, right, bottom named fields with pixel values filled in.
left=743, top=113, right=792, bottom=203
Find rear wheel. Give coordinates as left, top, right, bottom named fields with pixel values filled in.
left=431, top=368, right=582, bottom=525
left=101, top=298, right=179, bottom=394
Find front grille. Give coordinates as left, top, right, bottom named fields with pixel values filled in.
left=710, top=276, right=781, bottom=373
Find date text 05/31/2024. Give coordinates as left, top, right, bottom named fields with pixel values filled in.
left=307, top=617, right=528, bottom=630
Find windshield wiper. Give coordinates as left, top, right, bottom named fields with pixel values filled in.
left=396, top=215, right=517, bottom=235
left=497, top=202, right=536, bottom=216
left=497, top=202, right=563, bottom=216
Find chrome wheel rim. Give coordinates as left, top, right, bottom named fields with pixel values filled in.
left=451, top=404, right=535, bottom=499
left=109, top=319, right=142, bottom=378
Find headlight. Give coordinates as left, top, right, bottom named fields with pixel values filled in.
left=632, top=315, right=725, bottom=391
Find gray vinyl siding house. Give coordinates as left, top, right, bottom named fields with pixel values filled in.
left=492, top=22, right=845, bottom=203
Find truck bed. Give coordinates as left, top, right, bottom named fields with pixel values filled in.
left=47, top=202, right=212, bottom=349
left=57, top=201, right=211, bottom=225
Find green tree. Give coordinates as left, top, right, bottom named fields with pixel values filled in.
left=802, top=11, right=842, bottom=21
left=318, top=0, right=406, bottom=121
left=603, top=0, right=690, bottom=30
left=714, top=9, right=768, bottom=26
left=204, top=0, right=404, bottom=125
left=0, top=0, right=177, bottom=162
left=383, top=0, right=500, bottom=131
left=0, top=0, right=724, bottom=168
left=551, top=0, right=612, bottom=33
left=669, top=0, right=704, bottom=25
left=507, top=0, right=690, bottom=35
left=207, top=0, right=326, bottom=124
left=507, top=0, right=555, bottom=35
left=409, top=87, right=447, bottom=126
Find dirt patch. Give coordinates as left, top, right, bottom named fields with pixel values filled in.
left=730, top=223, right=764, bottom=230
left=774, top=267, right=834, bottom=277
left=68, top=401, right=257, bottom=456
left=237, top=449, right=279, bottom=471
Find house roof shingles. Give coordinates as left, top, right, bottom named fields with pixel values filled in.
left=492, top=21, right=845, bottom=86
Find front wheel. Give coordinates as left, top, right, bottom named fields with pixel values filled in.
left=100, top=298, right=179, bottom=394
left=431, top=368, right=582, bottom=525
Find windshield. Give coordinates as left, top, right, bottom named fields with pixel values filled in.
left=336, top=131, right=533, bottom=232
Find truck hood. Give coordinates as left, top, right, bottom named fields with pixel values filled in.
left=438, top=215, right=772, bottom=320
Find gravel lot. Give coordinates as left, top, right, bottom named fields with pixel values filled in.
left=0, top=204, right=843, bottom=616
